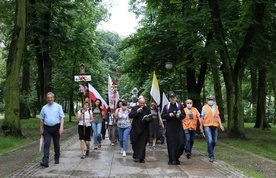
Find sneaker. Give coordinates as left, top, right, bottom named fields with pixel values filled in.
left=81, top=155, right=86, bottom=159
left=120, top=148, right=123, bottom=154
left=186, top=154, right=191, bottom=159
left=152, top=146, right=156, bottom=150
left=122, top=151, right=126, bottom=157
left=54, top=158, right=59, bottom=164
left=111, top=143, right=115, bottom=146
left=209, top=158, right=214, bottom=162
left=94, top=145, right=98, bottom=150
left=86, top=150, right=89, bottom=156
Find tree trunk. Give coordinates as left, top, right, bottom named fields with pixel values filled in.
left=20, top=55, right=31, bottom=119
left=212, top=65, right=225, bottom=122
left=42, top=1, right=52, bottom=97
left=250, top=69, right=258, bottom=116
left=254, top=69, right=270, bottom=128
left=186, top=53, right=207, bottom=112
left=250, top=69, right=258, bottom=104
left=29, top=0, right=44, bottom=109
left=273, top=77, right=276, bottom=125
left=2, top=0, right=26, bottom=137
left=30, top=0, right=52, bottom=107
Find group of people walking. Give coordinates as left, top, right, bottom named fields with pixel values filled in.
left=38, top=91, right=224, bottom=167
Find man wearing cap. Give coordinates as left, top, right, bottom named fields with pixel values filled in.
left=161, top=92, right=185, bottom=165
left=200, top=95, right=224, bottom=162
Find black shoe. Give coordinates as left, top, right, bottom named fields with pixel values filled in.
left=176, top=160, right=180, bottom=165
left=139, top=159, right=145, bottom=163
left=168, top=161, right=177, bottom=165
left=186, top=154, right=191, bottom=159
left=40, top=161, right=49, bottom=167
left=86, top=150, right=89, bottom=156
left=55, top=158, right=59, bottom=164
left=80, top=155, right=86, bottom=159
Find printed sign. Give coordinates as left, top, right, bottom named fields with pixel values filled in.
left=74, top=75, right=91, bottom=82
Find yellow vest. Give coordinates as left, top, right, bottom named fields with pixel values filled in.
left=182, top=107, right=198, bottom=130
left=202, top=104, right=219, bottom=127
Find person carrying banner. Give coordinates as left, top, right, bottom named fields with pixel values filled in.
left=161, top=92, right=185, bottom=165
left=77, top=101, right=94, bottom=159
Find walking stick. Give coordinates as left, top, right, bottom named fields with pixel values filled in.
left=82, top=93, right=85, bottom=136
left=83, top=109, right=85, bottom=135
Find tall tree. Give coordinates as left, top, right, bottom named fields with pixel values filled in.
left=254, top=68, right=269, bottom=128
left=2, top=0, right=26, bottom=136
left=207, top=0, right=267, bottom=138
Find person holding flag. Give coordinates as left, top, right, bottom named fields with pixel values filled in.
left=77, top=101, right=94, bottom=159
left=88, top=83, right=108, bottom=149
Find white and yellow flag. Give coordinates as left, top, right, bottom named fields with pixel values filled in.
left=150, top=72, right=160, bottom=105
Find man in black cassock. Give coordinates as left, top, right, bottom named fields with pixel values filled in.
left=161, top=92, right=185, bottom=165
left=129, top=97, right=151, bottom=163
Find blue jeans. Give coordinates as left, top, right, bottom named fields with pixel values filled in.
left=204, top=126, right=218, bottom=158
left=184, top=129, right=196, bottom=155
left=92, top=122, right=102, bottom=144
left=117, top=126, right=131, bottom=151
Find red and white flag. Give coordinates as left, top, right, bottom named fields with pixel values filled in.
left=88, top=83, right=108, bottom=115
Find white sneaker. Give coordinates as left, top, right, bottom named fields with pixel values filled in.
left=120, top=148, right=123, bottom=154
left=122, top=151, right=126, bottom=157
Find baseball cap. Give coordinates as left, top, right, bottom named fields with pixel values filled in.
left=169, top=92, right=176, bottom=97
left=206, top=95, right=215, bottom=100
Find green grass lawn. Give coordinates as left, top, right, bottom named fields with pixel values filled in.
left=0, top=114, right=77, bottom=154
left=194, top=123, right=276, bottom=178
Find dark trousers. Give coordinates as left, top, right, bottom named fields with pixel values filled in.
left=43, top=124, right=60, bottom=162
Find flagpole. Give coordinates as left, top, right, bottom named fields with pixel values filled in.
left=82, top=90, right=85, bottom=135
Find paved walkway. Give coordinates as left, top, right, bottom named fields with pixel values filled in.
left=8, top=134, right=248, bottom=178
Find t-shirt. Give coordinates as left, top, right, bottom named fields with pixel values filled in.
left=117, top=109, right=131, bottom=128
left=93, top=108, right=102, bottom=123
left=77, top=109, right=92, bottom=126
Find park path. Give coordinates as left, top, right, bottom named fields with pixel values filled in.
left=6, top=132, right=247, bottom=177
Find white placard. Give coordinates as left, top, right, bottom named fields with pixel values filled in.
left=74, top=75, right=91, bottom=82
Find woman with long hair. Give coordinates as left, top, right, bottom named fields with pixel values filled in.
left=115, top=101, right=131, bottom=157
left=92, top=99, right=105, bottom=149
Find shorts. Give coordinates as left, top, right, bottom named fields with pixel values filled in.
left=78, top=125, right=92, bottom=141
